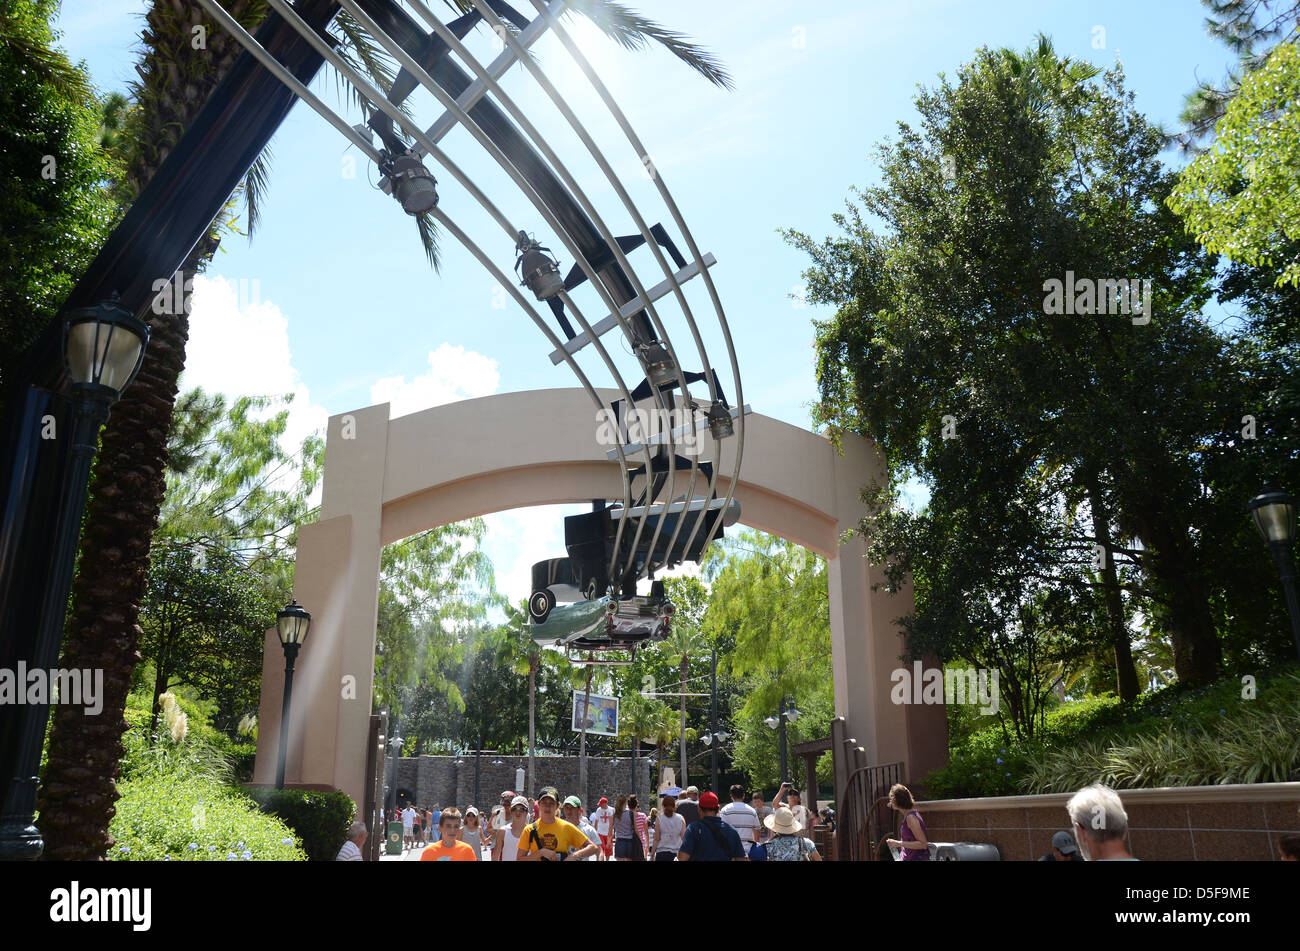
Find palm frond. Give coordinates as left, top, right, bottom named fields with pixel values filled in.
left=331, top=8, right=410, bottom=128
left=416, top=209, right=442, bottom=270
left=243, top=145, right=273, bottom=237
left=565, top=0, right=733, bottom=90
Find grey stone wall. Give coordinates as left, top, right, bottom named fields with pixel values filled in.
left=390, top=754, right=653, bottom=811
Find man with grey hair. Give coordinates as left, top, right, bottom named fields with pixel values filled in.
left=335, top=821, right=368, bottom=861
left=676, top=785, right=701, bottom=828
left=1066, top=784, right=1137, bottom=861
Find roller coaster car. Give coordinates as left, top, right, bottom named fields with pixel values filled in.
left=526, top=581, right=674, bottom=652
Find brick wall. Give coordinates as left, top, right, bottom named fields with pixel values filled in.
left=913, top=782, right=1300, bottom=861
left=390, top=754, right=654, bottom=811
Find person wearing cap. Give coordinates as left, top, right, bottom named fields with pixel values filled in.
left=677, top=791, right=746, bottom=862
left=516, top=787, right=598, bottom=861
left=1038, top=830, right=1083, bottom=862
left=459, top=806, right=487, bottom=860
left=590, top=796, right=615, bottom=858
left=764, top=806, right=821, bottom=861
left=563, top=796, right=603, bottom=861
left=493, top=795, right=531, bottom=861
left=492, top=791, right=515, bottom=832
left=676, top=786, right=701, bottom=828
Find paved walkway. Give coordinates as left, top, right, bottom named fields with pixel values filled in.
left=378, top=840, right=493, bottom=861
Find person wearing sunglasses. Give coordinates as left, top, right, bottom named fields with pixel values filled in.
left=492, top=795, right=531, bottom=861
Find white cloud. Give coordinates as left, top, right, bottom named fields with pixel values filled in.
left=181, top=274, right=329, bottom=489
left=369, top=343, right=500, bottom=419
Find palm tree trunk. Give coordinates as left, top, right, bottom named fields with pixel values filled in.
left=679, top=658, right=688, bottom=787
left=578, top=655, right=593, bottom=808
left=527, top=654, right=536, bottom=797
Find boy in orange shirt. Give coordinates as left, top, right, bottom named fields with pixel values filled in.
left=420, top=808, right=477, bottom=861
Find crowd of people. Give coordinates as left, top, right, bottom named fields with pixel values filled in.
left=339, top=778, right=1300, bottom=862
left=340, top=781, right=830, bottom=861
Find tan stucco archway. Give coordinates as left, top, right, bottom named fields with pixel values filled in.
left=251, top=388, right=948, bottom=808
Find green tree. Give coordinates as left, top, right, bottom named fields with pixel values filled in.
left=0, top=0, right=120, bottom=414
left=373, top=521, right=496, bottom=717
left=1177, top=0, right=1300, bottom=149
left=1169, top=38, right=1300, bottom=287
left=786, top=40, right=1239, bottom=689
left=704, top=530, right=835, bottom=790
left=658, top=576, right=708, bottom=787
left=139, top=544, right=275, bottom=738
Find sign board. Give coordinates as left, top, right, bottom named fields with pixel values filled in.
left=571, top=691, right=618, bottom=737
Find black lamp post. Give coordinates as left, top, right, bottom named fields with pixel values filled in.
left=274, top=598, right=311, bottom=789
left=0, top=294, right=148, bottom=861
left=1249, top=486, right=1300, bottom=661
left=764, top=697, right=802, bottom=784
left=389, top=733, right=404, bottom=813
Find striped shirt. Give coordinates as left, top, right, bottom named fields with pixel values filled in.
left=719, top=801, right=760, bottom=854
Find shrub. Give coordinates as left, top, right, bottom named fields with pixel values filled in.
left=249, top=788, right=355, bottom=861
left=928, top=667, right=1300, bottom=798
left=110, top=774, right=305, bottom=861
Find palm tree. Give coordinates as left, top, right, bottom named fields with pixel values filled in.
left=38, top=0, right=729, bottom=860
left=498, top=599, right=539, bottom=796
left=659, top=625, right=707, bottom=787
left=566, top=653, right=596, bottom=808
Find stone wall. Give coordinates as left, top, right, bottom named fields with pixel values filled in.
left=390, top=754, right=654, bottom=812
left=915, top=782, right=1300, bottom=861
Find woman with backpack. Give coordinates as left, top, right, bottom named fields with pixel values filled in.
left=763, top=806, right=821, bottom=861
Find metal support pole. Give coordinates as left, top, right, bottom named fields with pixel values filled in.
left=1269, top=541, right=1300, bottom=662
left=710, top=648, right=719, bottom=793
left=0, top=386, right=112, bottom=860
left=275, top=642, right=300, bottom=789
left=778, top=695, right=789, bottom=785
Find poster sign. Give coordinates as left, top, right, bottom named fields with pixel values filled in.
left=571, top=692, right=618, bottom=737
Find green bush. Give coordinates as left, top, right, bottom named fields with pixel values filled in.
left=111, top=773, right=305, bottom=861
left=926, top=667, right=1300, bottom=798
left=249, top=788, right=355, bottom=861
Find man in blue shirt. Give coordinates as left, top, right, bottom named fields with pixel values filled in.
left=677, top=792, right=746, bottom=862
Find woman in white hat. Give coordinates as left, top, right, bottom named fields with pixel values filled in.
left=763, top=806, right=822, bottom=861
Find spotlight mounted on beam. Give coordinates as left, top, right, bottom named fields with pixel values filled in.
left=639, top=342, right=677, bottom=388
left=381, top=149, right=438, bottom=216
left=707, top=400, right=734, bottom=440
left=515, top=230, right=565, bottom=300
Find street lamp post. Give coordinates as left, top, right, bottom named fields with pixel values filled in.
left=710, top=648, right=718, bottom=792
left=764, top=697, right=802, bottom=784
left=0, top=295, right=148, bottom=861
left=1249, top=486, right=1300, bottom=661
left=274, top=599, right=311, bottom=789
left=390, top=734, right=405, bottom=814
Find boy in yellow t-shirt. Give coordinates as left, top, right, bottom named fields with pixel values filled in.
left=420, top=809, right=477, bottom=861
left=516, top=787, right=599, bottom=861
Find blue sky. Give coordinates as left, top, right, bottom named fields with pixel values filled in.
left=54, top=0, right=1238, bottom=603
